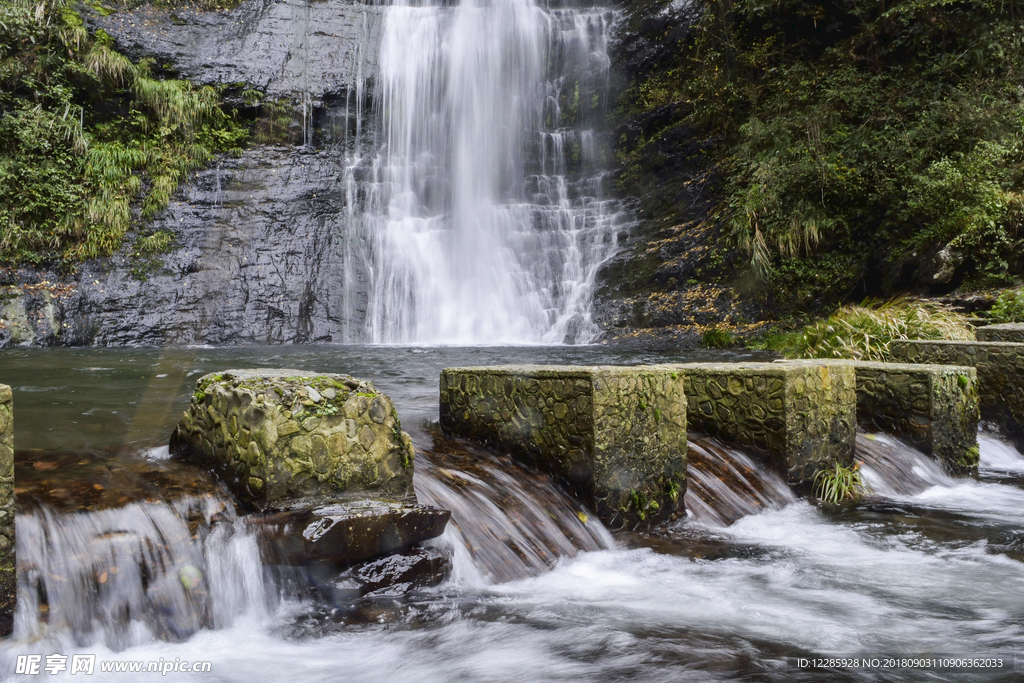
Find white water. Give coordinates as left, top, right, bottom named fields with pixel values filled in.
left=343, top=0, right=624, bottom=344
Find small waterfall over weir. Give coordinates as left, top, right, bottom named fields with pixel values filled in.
left=343, top=0, right=625, bottom=344
left=684, top=435, right=796, bottom=526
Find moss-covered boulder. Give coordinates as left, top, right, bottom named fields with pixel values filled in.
left=0, top=384, right=14, bottom=635
left=170, top=370, right=415, bottom=510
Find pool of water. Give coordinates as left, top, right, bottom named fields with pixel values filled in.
left=1, top=345, right=1022, bottom=682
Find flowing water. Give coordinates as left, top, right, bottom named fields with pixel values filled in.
left=1, top=345, right=1023, bottom=682
left=340, top=0, right=625, bottom=344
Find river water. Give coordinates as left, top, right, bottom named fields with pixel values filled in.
left=1, top=345, right=1023, bottom=682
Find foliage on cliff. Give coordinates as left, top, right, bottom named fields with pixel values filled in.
left=618, top=0, right=1024, bottom=312
left=0, top=0, right=248, bottom=267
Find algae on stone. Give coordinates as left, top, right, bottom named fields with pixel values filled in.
left=170, top=369, right=415, bottom=510
left=890, top=340, right=1024, bottom=451
left=663, top=362, right=857, bottom=486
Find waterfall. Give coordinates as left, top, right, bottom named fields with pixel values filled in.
left=343, top=0, right=625, bottom=345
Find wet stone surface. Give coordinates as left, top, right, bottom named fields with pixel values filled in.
left=250, top=500, right=449, bottom=567
left=439, top=365, right=687, bottom=530
left=664, top=362, right=857, bottom=486
left=890, top=340, right=1024, bottom=451
left=0, top=385, right=13, bottom=635
left=170, top=369, right=415, bottom=510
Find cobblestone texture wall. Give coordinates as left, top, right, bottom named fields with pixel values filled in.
left=439, top=366, right=687, bottom=529
left=0, top=385, right=12, bottom=635
left=890, top=340, right=1024, bottom=450
left=170, top=370, right=415, bottom=510
left=667, top=362, right=857, bottom=485
left=976, top=324, right=1024, bottom=343
left=789, top=360, right=979, bottom=473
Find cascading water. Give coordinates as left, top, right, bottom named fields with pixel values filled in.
left=684, top=434, right=796, bottom=526
left=343, top=0, right=625, bottom=344
left=415, top=435, right=614, bottom=584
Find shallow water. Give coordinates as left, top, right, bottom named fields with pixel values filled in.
left=1, top=345, right=1023, bottom=682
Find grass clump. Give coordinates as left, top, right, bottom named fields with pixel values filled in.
left=813, top=462, right=864, bottom=505
left=988, top=287, right=1024, bottom=323
left=0, top=0, right=249, bottom=267
left=702, top=326, right=735, bottom=349
left=786, top=297, right=973, bottom=361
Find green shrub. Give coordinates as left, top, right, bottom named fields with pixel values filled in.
left=618, top=0, right=1024, bottom=306
left=988, top=287, right=1024, bottom=323
left=787, top=297, right=973, bottom=361
left=0, top=0, right=248, bottom=267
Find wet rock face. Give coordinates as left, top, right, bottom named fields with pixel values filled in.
left=0, top=385, right=13, bottom=635
left=671, top=362, right=858, bottom=486
left=169, top=369, right=415, bottom=509
left=86, top=0, right=382, bottom=99
left=58, top=148, right=371, bottom=346
left=439, top=366, right=687, bottom=530
left=251, top=501, right=449, bottom=567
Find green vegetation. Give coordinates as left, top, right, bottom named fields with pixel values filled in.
left=619, top=0, right=1024, bottom=311
left=702, top=326, right=735, bottom=348
left=813, top=462, right=864, bottom=504
left=784, top=297, right=974, bottom=361
left=1, top=0, right=249, bottom=267
left=989, top=287, right=1024, bottom=323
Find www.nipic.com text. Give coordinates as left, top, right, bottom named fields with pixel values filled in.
left=15, top=655, right=213, bottom=675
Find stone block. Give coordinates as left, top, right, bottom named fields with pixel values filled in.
left=170, top=370, right=416, bottom=510
left=783, top=360, right=979, bottom=473
left=439, top=366, right=687, bottom=529
left=0, top=384, right=13, bottom=636
left=889, top=340, right=1024, bottom=450
left=976, top=323, right=1024, bottom=344
left=663, top=362, right=857, bottom=485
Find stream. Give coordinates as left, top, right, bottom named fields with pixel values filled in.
left=0, top=345, right=1022, bottom=681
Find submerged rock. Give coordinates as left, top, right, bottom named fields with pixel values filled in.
left=169, top=369, right=416, bottom=510
left=251, top=501, right=449, bottom=567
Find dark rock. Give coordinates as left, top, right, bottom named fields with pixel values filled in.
left=85, top=0, right=382, bottom=100
left=250, top=500, right=450, bottom=566
left=58, top=148, right=373, bottom=346
left=318, top=546, right=451, bottom=601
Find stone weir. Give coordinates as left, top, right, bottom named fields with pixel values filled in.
left=780, top=360, right=980, bottom=473
left=440, top=359, right=984, bottom=524
left=439, top=366, right=687, bottom=529
left=890, top=338, right=1024, bottom=450
left=170, top=370, right=449, bottom=571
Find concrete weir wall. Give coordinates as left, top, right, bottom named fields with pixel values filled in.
left=439, top=366, right=687, bottom=529
left=664, top=362, right=857, bottom=485
left=783, top=360, right=980, bottom=472
left=890, top=340, right=1024, bottom=448
left=977, top=323, right=1024, bottom=344
left=0, top=385, right=13, bottom=635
